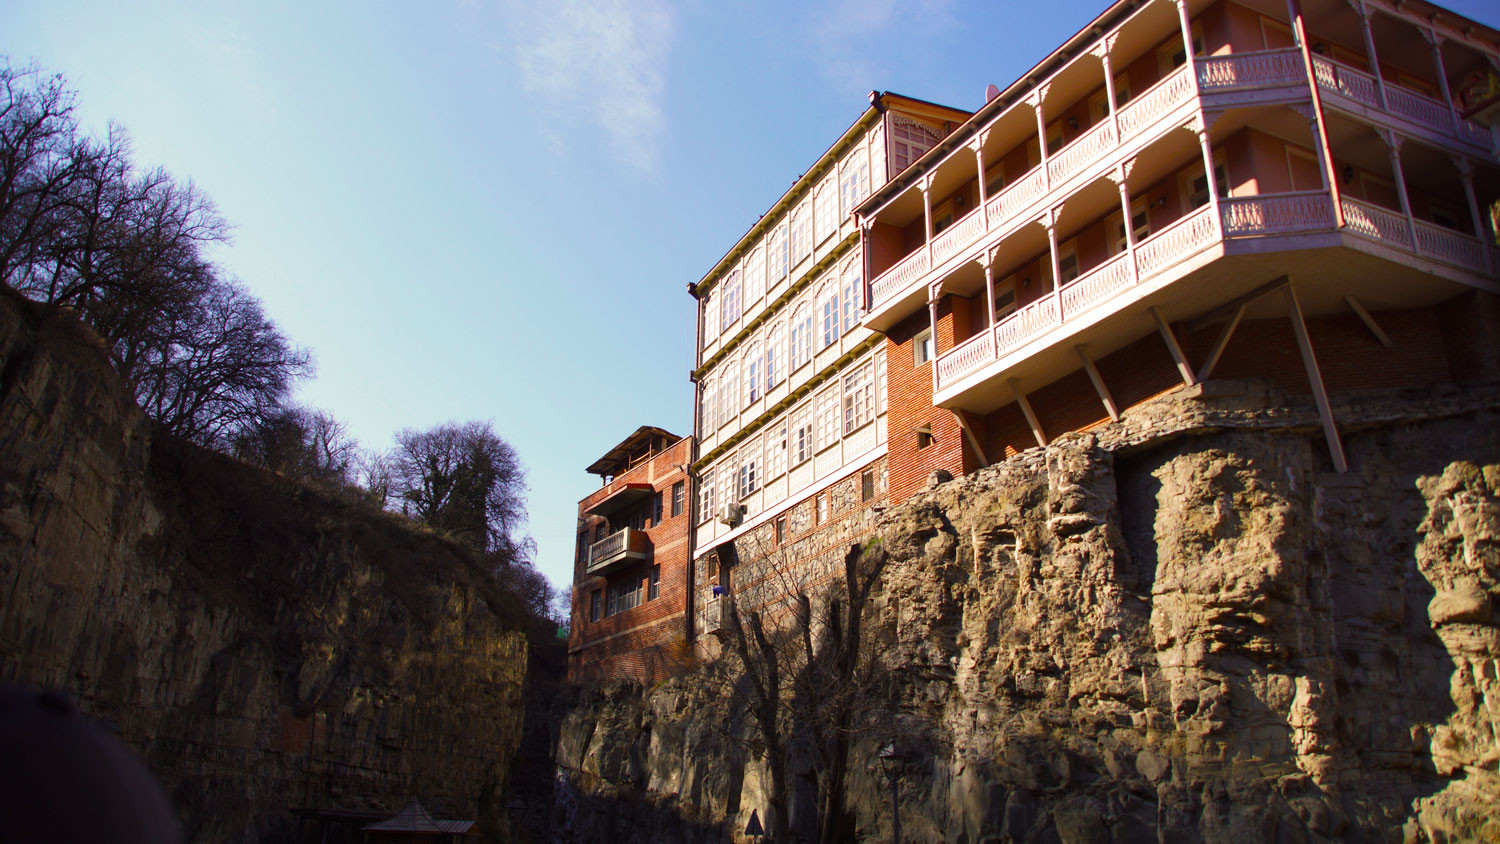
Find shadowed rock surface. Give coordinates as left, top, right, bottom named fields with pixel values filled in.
left=0, top=291, right=532, bottom=843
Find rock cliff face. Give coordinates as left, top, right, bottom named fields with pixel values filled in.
left=554, top=380, right=1500, bottom=843
left=0, top=293, right=531, bottom=842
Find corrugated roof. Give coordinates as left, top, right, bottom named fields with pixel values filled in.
left=364, top=800, right=444, bottom=833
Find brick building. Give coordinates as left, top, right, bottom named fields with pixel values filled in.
left=567, top=427, right=692, bottom=684
left=571, top=0, right=1500, bottom=679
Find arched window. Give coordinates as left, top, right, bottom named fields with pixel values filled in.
left=702, top=289, right=716, bottom=341
left=720, top=270, right=742, bottom=330
left=818, top=282, right=838, bottom=349
left=814, top=177, right=837, bottom=244
left=839, top=261, right=861, bottom=334
left=789, top=204, right=812, bottom=267
left=766, top=321, right=785, bottom=388
left=789, top=300, right=812, bottom=371
left=721, top=357, right=739, bottom=422
left=700, top=376, right=716, bottom=433
left=767, top=224, right=789, bottom=285
left=744, top=248, right=764, bottom=305
left=840, top=149, right=870, bottom=216
left=745, top=338, right=763, bottom=405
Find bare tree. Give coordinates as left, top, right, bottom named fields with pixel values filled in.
left=232, top=405, right=359, bottom=488
left=388, top=421, right=533, bottom=560
left=713, top=534, right=891, bottom=844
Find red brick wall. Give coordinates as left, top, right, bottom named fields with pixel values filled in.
left=885, top=306, right=979, bottom=504
left=569, top=436, right=693, bottom=686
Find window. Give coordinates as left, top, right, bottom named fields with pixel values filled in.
left=721, top=270, right=742, bottom=329
left=746, top=339, right=762, bottom=405
left=840, top=149, right=870, bottom=216
left=768, top=225, right=789, bottom=285
left=861, top=468, right=875, bottom=502
left=1182, top=156, right=1229, bottom=210
left=815, top=494, right=829, bottom=524
left=916, top=425, right=935, bottom=450
left=816, top=386, right=840, bottom=450
left=1057, top=242, right=1079, bottom=284
left=842, top=360, right=874, bottom=434
left=775, top=516, right=787, bottom=545
left=840, top=265, right=861, bottom=333
left=914, top=329, right=934, bottom=364
left=789, top=206, right=812, bottom=267
left=607, top=576, right=643, bottom=616
left=590, top=590, right=601, bottom=622
left=648, top=566, right=660, bottom=601
left=790, top=403, right=813, bottom=465
left=790, top=301, right=813, bottom=370
left=721, top=358, right=739, bottom=422
left=766, top=418, right=788, bottom=479
left=652, top=492, right=663, bottom=526
left=1157, top=24, right=1205, bottom=74
left=890, top=117, right=940, bottom=173
left=745, top=248, right=765, bottom=305
left=766, top=321, right=785, bottom=388
left=702, top=290, right=716, bottom=341
left=1110, top=201, right=1150, bottom=255
left=814, top=177, right=838, bottom=244
left=819, top=283, right=839, bottom=349
left=737, top=443, right=759, bottom=499
left=671, top=481, right=684, bottom=517
left=699, top=377, right=716, bottom=433
left=698, top=465, right=716, bottom=523
left=630, top=508, right=648, bottom=531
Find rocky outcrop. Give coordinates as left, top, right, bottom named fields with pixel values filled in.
left=0, top=292, right=531, bottom=842
left=554, top=379, right=1500, bottom=843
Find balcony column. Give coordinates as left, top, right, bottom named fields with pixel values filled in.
left=1192, top=116, right=1224, bottom=238
left=971, top=132, right=990, bottom=229
left=1423, top=30, right=1462, bottom=133
left=1174, top=0, right=1199, bottom=80
left=926, top=285, right=942, bottom=391
left=1109, top=164, right=1139, bottom=283
left=1030, top=90, right=1050, bottom=189
left=1096, top=38, right=1121, bottom=140
left=921, top=174, right=935, bottom=264
left=1380, top=130, right=1419, bottom=249
left=1353, top=2, right=1389, bottom=109
left=1043, top=208, right=1062, bottom=294
left=1452, top=155, right=1493, bottom=272
left=981, top=252, right=998, bottom=329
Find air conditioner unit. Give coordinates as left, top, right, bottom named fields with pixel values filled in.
left=718, top=502, right=744, bottom=526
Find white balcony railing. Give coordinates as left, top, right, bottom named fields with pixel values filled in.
left=1219, top=191, right=1334, bottom=236
left=1312, top=56, right=1489, bottom=146
left=1340, top=197, right=1410, bottom=249
left=935, top=328, right=995, bottom=388
left=1311, top=55, right=1379, bottom=108
left=994, top=294, right=1062, bottom=358
left=870, top=248, right=930, bottom=306
left=1135, top=205, right=1217, bottom=278
left=1196, top=48, right=1304, bottom=90
left=985, top=167, right=1048, bottom=229
left=1413, top=219, right=1488, bottom=273
left=1117, top=64, right=1194, bottom=139
left=588, top=527, right=649, bottom=575
left=1059, top=251, right=1134, bottom=320
left=932, top=207, right=987, bottom=265
left=1047, top=119, right=1117, bottom=186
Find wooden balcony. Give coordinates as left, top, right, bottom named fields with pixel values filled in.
left=864, top=42, right=1495, bottom=331
left=932, top=189, right=1496, bottom=408
left=587, top=527, right=651, bottom=576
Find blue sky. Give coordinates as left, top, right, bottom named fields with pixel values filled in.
left=9, top=0, right=1498, bottom=591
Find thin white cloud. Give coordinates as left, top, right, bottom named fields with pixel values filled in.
left=493, top=0, right=674, bottom=176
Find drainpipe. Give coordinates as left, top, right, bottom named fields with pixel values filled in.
left=1288, top=0, right=1346, bottom=228
left=686, top=282, right=702, bottom=644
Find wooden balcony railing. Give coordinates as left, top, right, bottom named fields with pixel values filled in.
left=1117, top=64, right=1194, bottom=138
left=1196, top=48, right=1304, bottom=90
left=1059, top=251, right=1134, bottom=319
left=1047, top=119, right=1117, bottom=187
left=935, top=329, right=995, bottom=389
left=869, top=248, right=930, bottom=307
left=932, top=207, right=987, bottom=265
left=587, top=527, right=651, bottom=575
left=1219, top=191, right=1334, bottom=236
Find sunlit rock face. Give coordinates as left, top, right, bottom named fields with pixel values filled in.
left=0, top=292, right=531, bottom=843
left=554, top=379, right=1500, bottom=844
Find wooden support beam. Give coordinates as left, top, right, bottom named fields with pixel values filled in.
left=952, top=409, right=990, bottom=468
left=1196, top=303, right=1245, bottom=383
left=1010, top=379, right=1048, bottom=448
left=1075, top=344, right=1120, bottom=422
left=1344, top=295, right=1394, bottom=348
left=1151, top=306, right=1197, bottom=387
left=1285, top=284, right=1349, bottom=473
